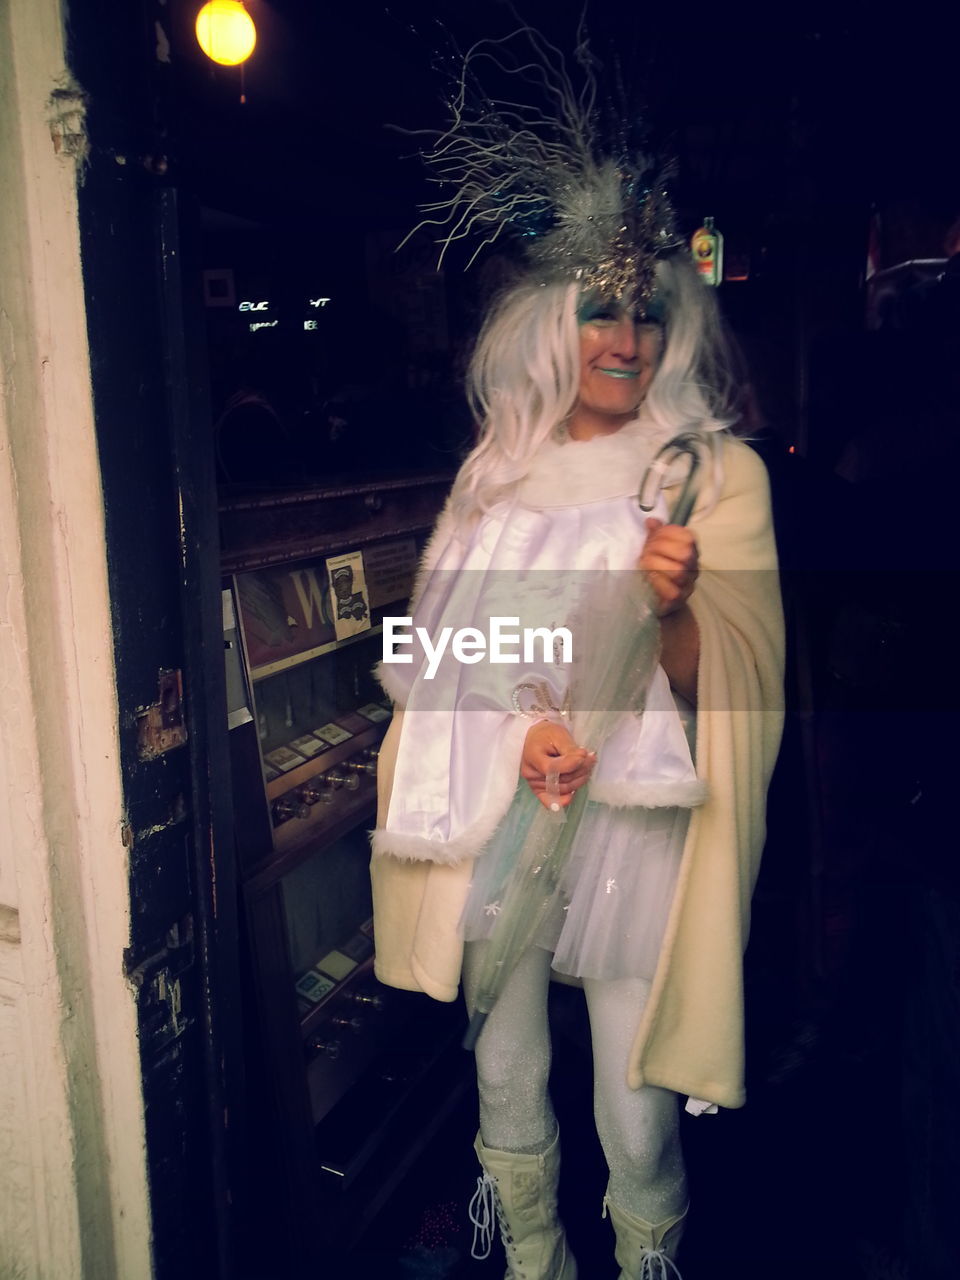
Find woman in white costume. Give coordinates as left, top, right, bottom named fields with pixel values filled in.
left=371, top=33, right=784, bottom=1280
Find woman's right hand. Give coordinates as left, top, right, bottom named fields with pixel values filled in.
left=520, top=720, right=596, bottom=809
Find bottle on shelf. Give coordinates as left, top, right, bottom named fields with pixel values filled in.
left=347, top=989, right=385, bottom=1012
left=691, top=216, right=724, bottom=287
left=298, top=778, right=326, bottom=806
left=324, top=768, right=360, bottom=793
left=308, top=1035, right=342, bottom=1060
left=345, top=754, right=377, bottom=778
left=272, top=795, right=310, bottom=826
left=330, top=1014, right=364, bottom=1034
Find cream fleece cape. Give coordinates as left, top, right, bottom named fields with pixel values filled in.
left=370, top=436, right=784, bottom=1108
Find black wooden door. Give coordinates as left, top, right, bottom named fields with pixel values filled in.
left=65, top=3, right=243, bottom=1277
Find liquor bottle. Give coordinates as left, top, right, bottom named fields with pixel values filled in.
left=691, top=217, right=724, bottom=287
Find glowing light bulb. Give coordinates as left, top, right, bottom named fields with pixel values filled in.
left=195, top=0, right=256, bottom=67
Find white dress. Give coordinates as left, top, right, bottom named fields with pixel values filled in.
left=377, top=417, right=708, bottom=982
left=459, top=776, right=693, bottom=981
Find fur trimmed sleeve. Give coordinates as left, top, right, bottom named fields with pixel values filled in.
left=372, top=498, right=531, bottom=865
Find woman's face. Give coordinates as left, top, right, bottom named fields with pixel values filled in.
left=568, top=296, right=664, bottom=440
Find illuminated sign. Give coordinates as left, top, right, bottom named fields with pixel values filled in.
left=308, top=298, right=331, bottom=308
left=249, top=320, right=278, bottom=332
left=239, top=300, right=270, bottom=312
left=304, top=320, right=318, bottom=331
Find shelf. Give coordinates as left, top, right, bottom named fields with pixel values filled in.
left=312, top=1001, right=468, bottom=1195
left=243, top=782, right=377, bottom=895
left=251, top=624, right=383, bottom=683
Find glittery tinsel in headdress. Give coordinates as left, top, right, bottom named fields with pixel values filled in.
left=397, top=26, right=683, bottom=301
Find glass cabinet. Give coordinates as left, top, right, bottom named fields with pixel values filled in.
left=220, top=474, right=468, bottom=1266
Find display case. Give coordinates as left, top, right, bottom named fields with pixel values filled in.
left=220, top=473, right=468, bottom=1263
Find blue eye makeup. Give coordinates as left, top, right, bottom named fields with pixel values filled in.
left=577, top=293, right=666, bottom=327
left=638, top=293, right=666, bottom=326
left=577, top=299, right=619, bottom=325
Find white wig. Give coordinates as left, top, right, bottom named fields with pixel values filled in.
left=450, top=253, right=736, bottom=525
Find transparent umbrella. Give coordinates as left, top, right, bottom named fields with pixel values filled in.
left=463, top=432, right=706, bottom=1050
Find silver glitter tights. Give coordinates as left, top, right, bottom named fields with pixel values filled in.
left=462, top=941, right=688, bottom=1223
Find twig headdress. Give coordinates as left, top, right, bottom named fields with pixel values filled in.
left=399, top=26, right=683, bottom=302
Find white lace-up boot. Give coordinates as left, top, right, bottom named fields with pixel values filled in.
left=602, top=1195, right=688, bottom=1279
left=469, top=1130, right=578, bottom=1279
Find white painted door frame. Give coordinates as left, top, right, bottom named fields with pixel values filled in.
left=0, top=0, right=153, bottom=1275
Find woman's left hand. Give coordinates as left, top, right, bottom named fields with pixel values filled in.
left=639, top=518, right=699, bottom=616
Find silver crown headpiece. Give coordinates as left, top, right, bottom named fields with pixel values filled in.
left=399, top=28, right=683, bottom=302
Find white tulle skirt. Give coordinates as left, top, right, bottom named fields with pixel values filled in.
left=459, top=781, right=689, bottom=982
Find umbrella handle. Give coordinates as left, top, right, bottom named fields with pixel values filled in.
left=463, top=1009, right=488, bottom=1051
left=637, top=431, right=706, bottom=529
